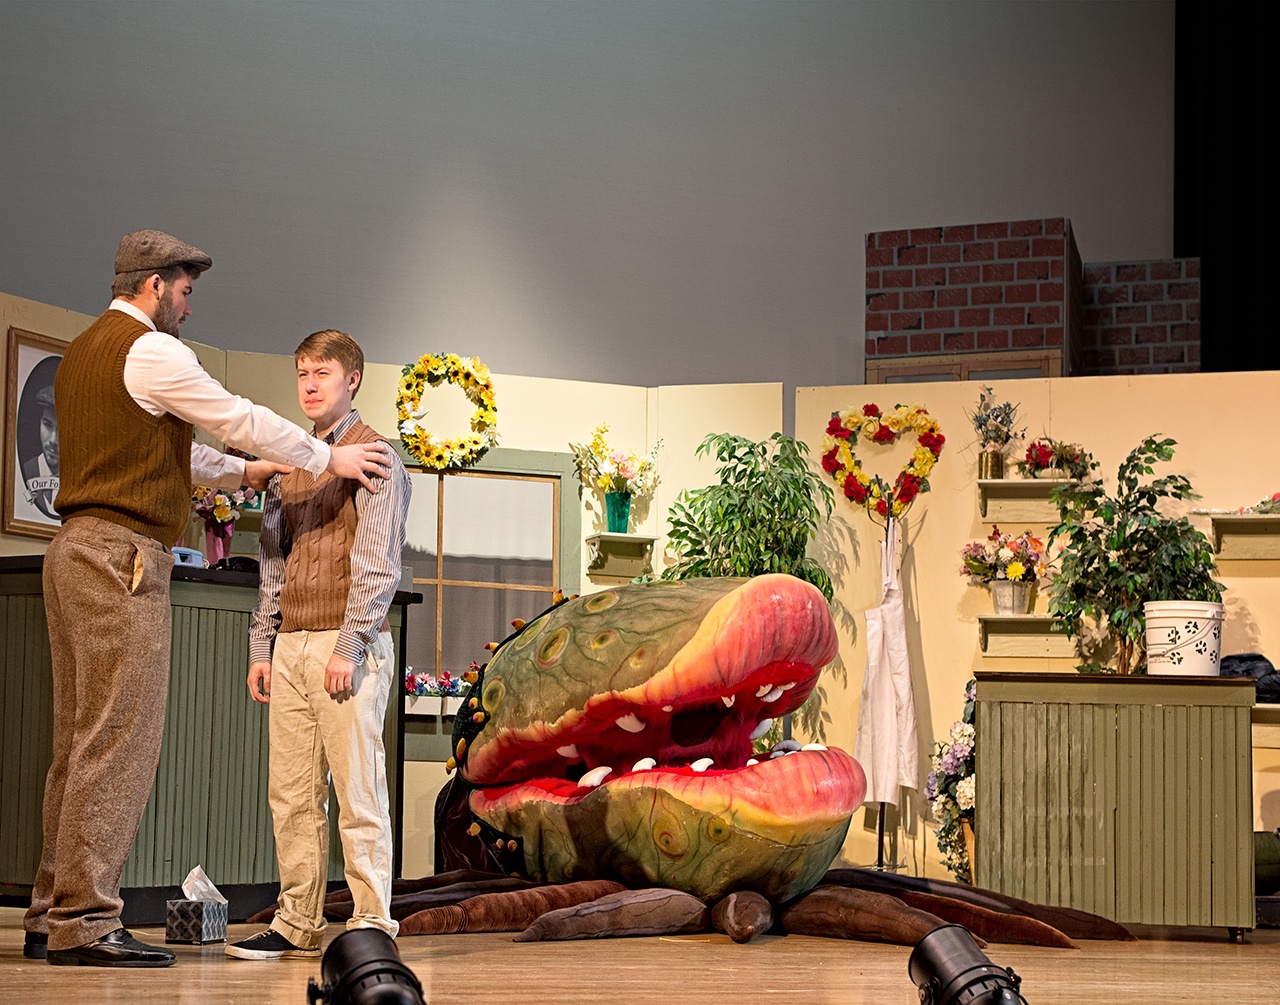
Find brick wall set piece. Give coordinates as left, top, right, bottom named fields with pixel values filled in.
left=865, top=218, right=1082, bottom=369
left=1080, top=259, right=1201, bottom=374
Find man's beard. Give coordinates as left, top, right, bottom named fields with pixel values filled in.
left=152, top=291, right=182, bottom=335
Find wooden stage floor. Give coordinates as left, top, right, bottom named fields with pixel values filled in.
left=3, top=909, right=1278, bottom=1004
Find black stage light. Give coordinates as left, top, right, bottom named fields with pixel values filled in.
left=907, top=924, right=1026, bottom=1005
left=306, top=929, right=425, bottom=1005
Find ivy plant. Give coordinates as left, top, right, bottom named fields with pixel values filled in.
left=1047, top=435, right=1223, bottom=675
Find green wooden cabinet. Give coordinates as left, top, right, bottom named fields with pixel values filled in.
left=0, top=557, right=417, bottom=892
left=974, top=672, right=1255, bottom=929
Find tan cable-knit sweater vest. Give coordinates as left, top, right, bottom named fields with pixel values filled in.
left=54, top=310, right=192, bottom=544
left=278, top=418, right=390, bottom=634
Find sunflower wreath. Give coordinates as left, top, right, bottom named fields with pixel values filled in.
left=820, top=402, right=944, bottom=523
left=396, top=352, right=498, bottom=470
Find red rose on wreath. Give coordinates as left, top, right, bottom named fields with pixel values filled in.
left=821, top=402, right=944, bottom=524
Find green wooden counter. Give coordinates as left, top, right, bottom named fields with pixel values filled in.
left=0, top=555, right=420, bottom=896
left=974, top=671, right=1255, bottom=931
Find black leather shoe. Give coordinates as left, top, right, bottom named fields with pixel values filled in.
left=23, top=932, right=48, bottom=959
left=47, top=928, right=176, bottom=968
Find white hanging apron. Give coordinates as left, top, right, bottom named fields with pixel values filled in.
left=853, top=517, right=919, bottom=806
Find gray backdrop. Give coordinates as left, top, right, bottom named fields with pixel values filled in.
left=0, top=0, right=1173, bottom=401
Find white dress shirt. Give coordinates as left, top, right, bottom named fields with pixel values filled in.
left=110, top=299, right=330, bottom=486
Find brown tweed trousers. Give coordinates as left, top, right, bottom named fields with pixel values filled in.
left=25, top=516, right=175, bottom=951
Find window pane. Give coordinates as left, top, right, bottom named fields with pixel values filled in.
left=403, top=470, right=440, bottom=577
left=441, top=475, right=555, bottom=586
left=403, top=583, right=438, bottom=679
left=441, top=585, right=556, bottom=674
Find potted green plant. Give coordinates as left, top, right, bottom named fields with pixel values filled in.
left=1047, top=435, right=1224, bottom=675
left=662, top=432, right=835, bottom=738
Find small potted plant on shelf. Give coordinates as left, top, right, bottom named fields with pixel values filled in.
left=959, top=525, right=1047, bottom=614
left=966, top=385, right=1025, bottom=479
left=926, top=678, right=977, bottom=884
left=1048, top=435, right=1224, bottom=675
left=569, top=424, right=662, bottom=534
left=1014, top=436, right=1094, bottom=480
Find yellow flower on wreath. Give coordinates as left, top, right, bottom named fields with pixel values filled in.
left=396, top=352, right=498, bottom=470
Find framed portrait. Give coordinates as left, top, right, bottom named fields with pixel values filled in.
left=4, top=327, right=70, bottom=539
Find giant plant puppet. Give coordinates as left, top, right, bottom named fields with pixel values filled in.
left=347, top=573, right=1131, bottom=947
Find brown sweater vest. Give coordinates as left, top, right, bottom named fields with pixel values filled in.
left=278, top=419, right=390, bottom=634
left=54, top=310, right=191, bottom=544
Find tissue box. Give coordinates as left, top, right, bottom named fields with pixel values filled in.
left=165, top=899, right=227, bottom=944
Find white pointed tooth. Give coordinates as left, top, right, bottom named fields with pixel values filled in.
left=579, top=765, right=612, bottom=788
left=781, top=681, right=797, bottom=690
left=615, top=713, right=646, bottom=733
left=801, top=743, right=828, bottom=751
left=746, top=758, right=759, bottom=766
left=721, top=694, right=736, bottom=708
left=772, top=739, right=801, bottom=753
left=749, top=718, right=775, bottom=741
left=760, top=686, right=785, bottom=703
left=631, top=757, right=656, bottom=772
left=556, top=744, right=580, bottom=759
left=769, top=749, right=787, bottom=759
left=690, top=757, right=714, bottom=772
left=756, top=684, right=773, bottom=698
left=662, top=705, right=674, bottom=712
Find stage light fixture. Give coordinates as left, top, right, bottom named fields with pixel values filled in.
left=306, top=929, right=425, bottom=1005
left=907, top=924, right=1026, bottom=1005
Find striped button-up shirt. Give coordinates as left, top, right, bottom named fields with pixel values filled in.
left=249, top=409, right=411, bottom=665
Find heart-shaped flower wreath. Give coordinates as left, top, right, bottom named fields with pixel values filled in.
left=821, top=403, right=944, bottom=521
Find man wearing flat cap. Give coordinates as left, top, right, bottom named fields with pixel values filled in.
left=23, top=229, right=394, bottom=969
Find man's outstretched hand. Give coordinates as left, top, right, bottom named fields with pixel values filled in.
left=329, top=441, right=392, bottom=491
left=243, top=459, right=293, bottom=490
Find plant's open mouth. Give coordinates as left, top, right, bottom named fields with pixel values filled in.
left=457, top=575, right=860, bottom=817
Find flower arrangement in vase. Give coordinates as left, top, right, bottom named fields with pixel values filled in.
left=960, top=525, right=1047, bottom=614
left=1014, top=436, right=1094, bottom=480
left=926, top=678, right=977, bottom=883
left=569, top=424, right=662, bottom=533
left=191, top=485, right=257, bottom=565
left=966, top=385, right=1025, bottom=479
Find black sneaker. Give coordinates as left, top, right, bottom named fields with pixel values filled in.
left=23, top=932, right=48, bottom=960
left=225, top=929, right=319, bottom=960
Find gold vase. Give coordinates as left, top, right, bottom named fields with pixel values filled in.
left=977, top=450, right=1003, bottom=479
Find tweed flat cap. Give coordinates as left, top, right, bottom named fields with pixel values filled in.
left=114, top=229, right=212, bottom=275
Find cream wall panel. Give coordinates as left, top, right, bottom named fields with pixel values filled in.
left=799, top=372, right=1280, bottom=877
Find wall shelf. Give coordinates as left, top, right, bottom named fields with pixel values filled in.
left=586, top=532, right=656, bottom=579
left=976, top=478, right=1073, bottom=524
left=977, top=614, right=1076, bottom=658
left=1210, top=514, right=1280, bottom=560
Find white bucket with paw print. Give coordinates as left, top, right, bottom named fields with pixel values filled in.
left=1143, top=601, right=1224, bottom=676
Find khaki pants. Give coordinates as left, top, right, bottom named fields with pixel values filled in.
left=267, top=629, right=398, bottom=947
left=26, top=517, right=175, bottom=951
